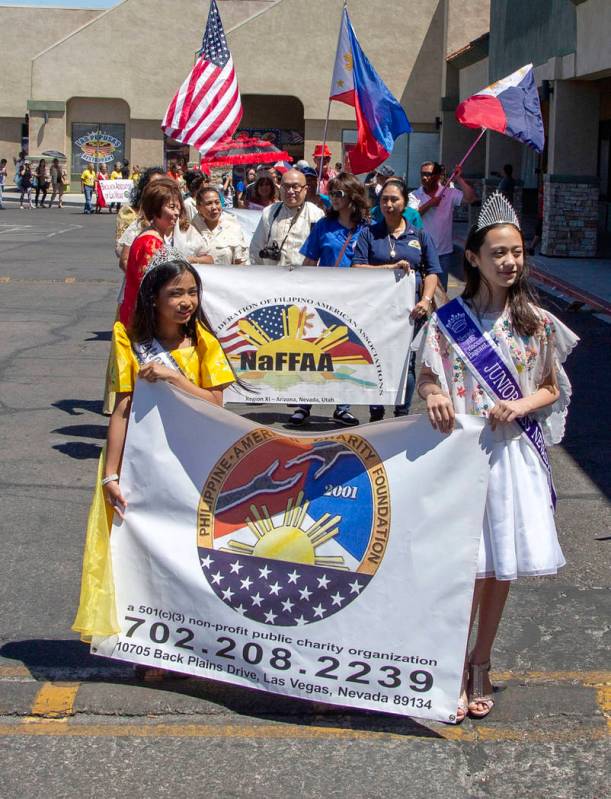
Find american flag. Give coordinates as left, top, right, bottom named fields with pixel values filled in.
left=199, top=549, right=372, bottom=627
left=161, top=0, right=242, bottom=155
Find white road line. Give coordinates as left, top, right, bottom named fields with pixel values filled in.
left=46, top=225, right=84, bottom=238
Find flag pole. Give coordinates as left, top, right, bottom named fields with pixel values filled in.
left=440, top=127, right=486, bottom=197
left=317, top=0, right=348, bottom=188
left=317, top=98, right=333, bottom=187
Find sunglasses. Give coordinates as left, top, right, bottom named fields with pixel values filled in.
left=421, top=171, right=434, bottom=177
left=329, top=189, right=346, bottom=199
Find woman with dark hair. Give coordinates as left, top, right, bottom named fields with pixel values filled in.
left=245, top=171, right=278, bottom=209
left=414, top=193, right=578, bottom=721
left=191, top=185, right=248, bottom=264
left=34, top=159, right=50, bottom=208
left=73, top=254, right=235, bottom=652
left=115, top=166, right=167, bottom=261
left=289, top=172, right=371, bottom=427
left=119, top=179, right=185, bottom=326
left=353, top=176, right=443, bottom=422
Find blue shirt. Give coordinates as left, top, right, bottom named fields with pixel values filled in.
left=300, top=217, right=365, bottom=267
left=352, top=220, right=442, bottom=292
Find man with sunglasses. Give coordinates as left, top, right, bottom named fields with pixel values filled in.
left=249, top=169, right=324, bottom=266
left=408, top=161, right=476, bottom=289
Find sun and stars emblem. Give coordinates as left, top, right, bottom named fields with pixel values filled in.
left=197, top=432, right=390, bottom=626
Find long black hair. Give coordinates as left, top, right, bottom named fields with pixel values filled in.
left=130, top=166, right=166, bottom=211
left=129, top=259, right=212, bottom=344
left=326, top=172, right=369, bottom=225
left=462, top=222, right=540, bottom=337
left=129, top=258, right=253, bottom=391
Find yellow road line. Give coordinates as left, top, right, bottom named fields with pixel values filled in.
left=595, top=685, right=611, bottom=732
left=0, top=720, right=605, bottom=743
left=0, top=665, right=32, bottom=679
left=29, top=683, right=80, bottom=719
left=491, top=670, right=611, bottom=686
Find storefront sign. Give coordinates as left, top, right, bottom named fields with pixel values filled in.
left=71, top=124, right=125, bottom=174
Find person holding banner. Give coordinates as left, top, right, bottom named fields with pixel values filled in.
left=352, top=177, right=442, bottom=422
left=415, top=192, right=578, bottom=720
left=289, top=172, right=370, bottom=427
left=191, top=185, right=248, bottom=265
left=119, top=179, right=184, bottom=325
left=73, top=252, right=235, bottom=651
left=95, top=163, right=109, bottom=214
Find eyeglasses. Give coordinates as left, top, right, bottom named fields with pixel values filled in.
left=329, top=190, right=346, bottom=199
left=281, top=183, right=306, bottom=193
left=420, top=171, right=434, bottom=177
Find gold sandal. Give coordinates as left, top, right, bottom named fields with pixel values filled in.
left=468, top=661, right=495, bottom=719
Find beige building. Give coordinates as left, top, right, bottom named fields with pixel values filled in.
left=441, top=0, right=611, bottom=256
left=1, top=0, right=488, bottom=184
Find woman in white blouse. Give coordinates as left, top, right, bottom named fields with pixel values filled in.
left=191, top=185, right=248, bottom=265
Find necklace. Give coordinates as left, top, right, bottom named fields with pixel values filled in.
left=386, top=219, right=405, bottom=260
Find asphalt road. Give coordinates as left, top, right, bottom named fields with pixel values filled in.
left=0, top=208, right=609, bottom=798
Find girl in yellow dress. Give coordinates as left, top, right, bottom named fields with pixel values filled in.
left=73, top=250, right=235, bottom=645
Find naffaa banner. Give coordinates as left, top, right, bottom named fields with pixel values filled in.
left=198, top=264, right=415, bottom=405
left=93, top=382, right=490, bottom=723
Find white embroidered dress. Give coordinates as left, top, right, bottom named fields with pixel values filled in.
left=414, top=300, right=579, bottom=580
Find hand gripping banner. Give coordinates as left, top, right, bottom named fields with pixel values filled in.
left=93, top=383, right=490, bottom=723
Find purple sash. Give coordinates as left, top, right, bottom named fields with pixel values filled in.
left=436, top=298, right=556, bottom=509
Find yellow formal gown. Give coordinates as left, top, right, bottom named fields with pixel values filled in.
left=72, top=320, right=235, bottom=642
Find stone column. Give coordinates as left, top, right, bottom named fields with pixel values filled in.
left=541, top=176, right=599, bottom=257
left=542, top=79, right=600, bottom=257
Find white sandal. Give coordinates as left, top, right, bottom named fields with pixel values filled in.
left=468, top=661, right=495, bottom=719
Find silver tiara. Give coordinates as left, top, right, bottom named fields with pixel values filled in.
left=476, top=191, right=521, bottom=232
left=143, top=244, right=188, bottom=277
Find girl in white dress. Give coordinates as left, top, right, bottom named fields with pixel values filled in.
left=414, top=193, right=578, bottom=721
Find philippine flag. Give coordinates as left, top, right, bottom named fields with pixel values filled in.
left=455, top=64, right=544, bottom=153
left=329, top=7, right=411, bottom=174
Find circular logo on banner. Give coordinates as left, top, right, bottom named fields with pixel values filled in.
left=217, top=303, right=379, bottom=392
left=197, top=430, right=390, bottom=626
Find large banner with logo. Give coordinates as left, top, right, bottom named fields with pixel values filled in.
left=198, top=264, right=415, bottom=405
left=93, top=382, right=490, bottom=723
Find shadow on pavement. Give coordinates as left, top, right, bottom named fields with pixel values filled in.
left=538, top=293, right=611, bottom=500
left=52, top=398, right=105, bottom=417
left=52, top=424, right=107, bottom=440
left=242, top=410, right=356, bottom=433
left=53, top=441, right=102, bottom=460
left=0, top=638, right=441, bottom=738
left=85, top=330, right=112, bottom=342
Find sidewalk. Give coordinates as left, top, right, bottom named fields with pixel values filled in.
left=1, top=188, right=90, bottom=209
left=454, top=223, right=611, bottom=316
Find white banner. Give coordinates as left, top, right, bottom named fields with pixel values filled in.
left=93, top=383, right=490, bottom=723
left=198, top=264, right=415, bottom=405
left=99, top=179, right=133, bottom=204
left=230, top=208, right=261, bottom=246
